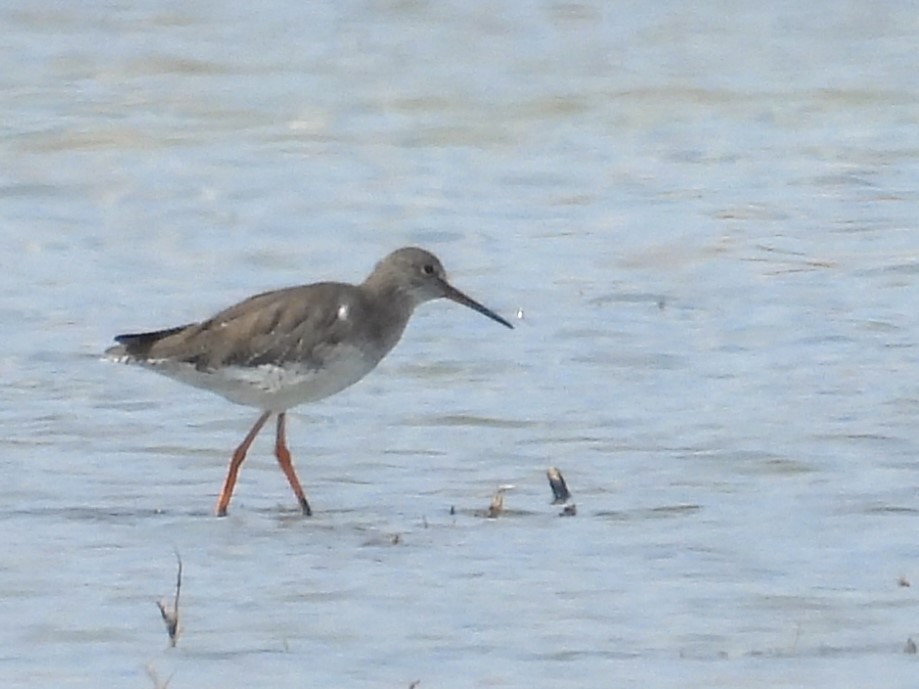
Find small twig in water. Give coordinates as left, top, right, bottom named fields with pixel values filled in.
left=156, top=551, right=182, bottom=648
left=487, top=490, right=504, bottom=518
left=546, top=467, right=571, bottom=504
left=486, top=485, right=514, bottom=518
left=547, top=467, right=577, bottom=515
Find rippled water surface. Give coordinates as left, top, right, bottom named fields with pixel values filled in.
left=2, top=2, right=919, bottom=687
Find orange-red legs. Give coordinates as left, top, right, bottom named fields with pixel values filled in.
left=274, top=412, right=312, bottom=516
left=215, top=411, right=312, bottom=517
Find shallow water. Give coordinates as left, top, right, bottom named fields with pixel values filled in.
left=2, top=1, right=919, bottom=687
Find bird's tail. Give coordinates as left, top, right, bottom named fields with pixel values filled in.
left=105, top=325, right=191, bottom=361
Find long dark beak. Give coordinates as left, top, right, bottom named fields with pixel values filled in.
left=439, top=279, right=514, bottom=329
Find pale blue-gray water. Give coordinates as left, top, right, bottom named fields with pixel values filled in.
left=2, top=1, right=918, bottom=687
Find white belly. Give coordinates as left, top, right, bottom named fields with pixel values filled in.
left=127, top=344, right=381, bottom=411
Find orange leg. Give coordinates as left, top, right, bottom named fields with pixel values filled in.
left=275, top=412, right=312, bottom=516
left=215, top=411, right=272, bottom=517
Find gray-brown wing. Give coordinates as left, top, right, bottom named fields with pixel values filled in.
left=113, top=282, right=366, bottom=371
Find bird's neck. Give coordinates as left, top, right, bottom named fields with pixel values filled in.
left=361, top=278, right=416, bottom=353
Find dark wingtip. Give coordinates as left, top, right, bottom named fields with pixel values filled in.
left=114, top=333, right=141, bottom=346
left=110, top=325, right=190, bottom=357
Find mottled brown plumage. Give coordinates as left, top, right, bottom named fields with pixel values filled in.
left=112, top=283, right=395, bottom=372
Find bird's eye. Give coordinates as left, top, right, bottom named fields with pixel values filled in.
left=422, top=263, right=435, bottom=276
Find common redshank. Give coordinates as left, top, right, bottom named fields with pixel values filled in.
left=106, top=247, right=513, bottom=516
